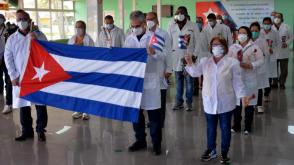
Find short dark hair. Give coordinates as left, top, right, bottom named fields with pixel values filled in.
left=177, top=6, right=188, bottom=15
left=16, top=9, right=30, bottom=19
left=263, top=17, right=272, bottom=24
left=76, top=20, right=86, bottom=29
left=209, top=37, right=229, bottom=55
left=250, top=21, right=261, bottom=31
left=239, top=26, right=252, bottom=40
left=207, top=13, right=216, bottom=20
left=104, top=15, right=113, bottom=20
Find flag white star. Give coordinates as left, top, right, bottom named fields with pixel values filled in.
left=32, top=62, right=50, bottom=82
left=203, top=8, right=218, bottom=22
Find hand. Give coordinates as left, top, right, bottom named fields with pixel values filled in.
left=269, top=48, right=273, bottom=54
left=11, top=78, right=19, bottom=86
left=147, top=46, right=156, bottom=55
left=240, top=62, right=253, bottom=69
left=184, top=54, right=193, bottom=66
left=241, top=97, right=249, bottom=107
left=164, top=72, right=172, bottom=79
left=282, top=43, right=288, bottom=48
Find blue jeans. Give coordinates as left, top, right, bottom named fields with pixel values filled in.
left=175, top=71, right=194, bottom=105
left=205, top=111, right=233, bottom=155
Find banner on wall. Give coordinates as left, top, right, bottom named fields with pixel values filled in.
left=196, top=0, right=274, bottom=30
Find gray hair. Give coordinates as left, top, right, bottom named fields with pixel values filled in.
left=129, top=10, right=145, bottom=23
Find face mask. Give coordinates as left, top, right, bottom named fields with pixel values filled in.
left=0, top=18, right=4, bottom=25
left=212, top=45, right=224, bottom=57
left=17, top=21, right=29, bottom=31
left=270, top=16, right=275, bottom=22
left=274, top=18, right=281, bottom=24
left=238, top=34, right=248, bottom=43
left=252, top=31, right=260, bottom=39
left=208, top=21, right=215, bottom=27
left=216, top=19, right=222, bottom=24
left=196, top=22, right=203, bottom=30
left=105, top=24, right=114, bottom=30
left=132, top=27, right=143, bottom=36
left=263, top=24, right=271, bottom=30
left=146, top=20, right=155, bottom=29
left=75, top=28, right=84, bottom=36
left=175, top=14, right=185, bottom=22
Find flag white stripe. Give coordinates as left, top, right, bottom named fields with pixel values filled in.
left=51, top=54, right=146, bottom=78
left=40, top=81, right=142, bottom=108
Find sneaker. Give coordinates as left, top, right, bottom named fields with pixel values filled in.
left=263, top=96, right=269, bottom=102
left=82, top=113, right=90, bottom=120
left=172, top=103, right=184, bottom=110
left=72, top=112, right=82, bottom=119
left=2, top=105, right=12, bottom=114
left=152, top=145, right=162, bottom=156
left=231, top=127, right=240, bottom=133
left=257, top=106, right=264, bottom=113
left=244, top=130, right=250, bottom=135
left=201, top=149, right=217, bottom=161
left=185, top=103, right=193, bottom=111
left=128, top=141, right=147, bottom=152
left=220, top=154, right=231, bottom=164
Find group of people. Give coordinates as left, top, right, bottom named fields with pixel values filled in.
left=0, top=6, right=292, bottom=164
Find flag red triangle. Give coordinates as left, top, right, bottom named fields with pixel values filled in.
left=20, top=40, right=72, bottom=97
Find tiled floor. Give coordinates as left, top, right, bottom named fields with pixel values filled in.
left=0, top=60, right=293, bottom=165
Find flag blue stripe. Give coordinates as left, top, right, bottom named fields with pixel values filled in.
left=23, top=91, right=140, bottom=123
left=154, top=34, right=165, bottom=43
left=36, top=40, right=148, bottom=63
left=151, top=45, right=163, bottom=52
left=65, top=71, right=144, bottom=92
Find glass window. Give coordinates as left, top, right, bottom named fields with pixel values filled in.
left=51, top=12, right=64, bottom=40
left=51, top=0, right=62, bottom=9
left=64, top=12, right=75, bottom=39
left=63, top=0, right=74, bottom=10
left=24, top=0, right=35, bottom=8
left=38, top=12, right=51, bottom=39
left=26, top=11, right=37, bottom=25
left=37, top=0, right=49, bottom=9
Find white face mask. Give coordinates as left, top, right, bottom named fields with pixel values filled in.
left=105, top=24, right=114, bottom=30
left=216, top=19, right=222, bottom=24
left=17, top=21, right=29, bottom=31
left=75, top=28, right=84, bottom=36
left=238, top=34, right=248, bottom=43
left=146, top=20, right=156, bottom=29
left=175, top=14, right=185, bottom=22
left=274, top=18, right=281, bottom=24
left=0, top=18, right=4, bottom=25
left=212, top=45, right=224, bottom=57
left=132, top=27, right=143, bottom=36
left=208, top=21, right=215, bottom=27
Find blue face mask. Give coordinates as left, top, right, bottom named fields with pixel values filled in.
left=196, top=22, right=203, bottom=30
left=263, top=24, right=271, bottom=30
left=252, top=31, right=260, bottom=39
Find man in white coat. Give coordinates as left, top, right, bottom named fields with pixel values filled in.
left=4, top=9, right=48, bottom=142
left=168, top=6, right=200, bottom=111
left=272, top=12, right=293, bottom=89
left=124, top=10, right=162, bottom=155
left=97, top=15, right=125, bottom=48
left=146, top=12, right=172, bottom=128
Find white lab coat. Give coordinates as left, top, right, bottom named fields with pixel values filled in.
left=97, top=25, right=125, bottom=48
left=200, top=23, right=233, bottom=59
left=185, top=56, right=246, bottom=114
left=68, top=33, right=95, bottom=46
left=272, top=23, right=293, bottom=59
left=124, top=32, right=161, bottom=110
left=228, top=41, right=264, bottom=106
left=0, top=26, right=7, bottom=59
left=4, top=30, right=47, bottom=108
left=147, top=27, right=172, bottom=89
left=253, top=37, right=270, bottom=89
left=168, top=20, right=200, bottom=71
left=259, top=29, right=279, bottom=78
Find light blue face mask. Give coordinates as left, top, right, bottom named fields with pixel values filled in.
left=263, top=24, right=271, bottom=30
left=252, top=31, right=260, bottom=39
left=196, top=22, right=203, bottom=30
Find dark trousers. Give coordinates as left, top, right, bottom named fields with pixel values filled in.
left=0, top=58, right=13, bottom=105
left=175, top=71, right=194, bottom=105
left=160, top=89, right=167, bottom=128
left=277, top=59, right=289, bottom=86
left=133, top=109, right=162, bottom=147
left=257, top=89, right=263, bottom=106
left=233, top=104, right=254, bottom=132
left=20, top=105, right=48, bottom=135
left=205, top=111, right=233, bottom=155
left=264, top=78, right=273, bottom=97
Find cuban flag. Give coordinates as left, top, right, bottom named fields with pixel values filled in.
left=149, top=33, right=165, bottom=52
left=19, top=40, right=148, bottom=123
left=178, top=35, right=187, bottom=49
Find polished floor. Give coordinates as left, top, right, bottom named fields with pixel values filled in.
left=0, top=59, right=294, bottom=165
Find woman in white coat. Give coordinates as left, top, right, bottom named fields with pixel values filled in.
left=272, top=12, right=293, bottom=89
left=68, top=20, right=94, bottom=120
left=228, top=26, right=264, bottom=134
left=250, top=21, right=270, bottom=113
left=185, top=37, right=248, bottom=164
left=124, top=10, right=163, bottom=156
